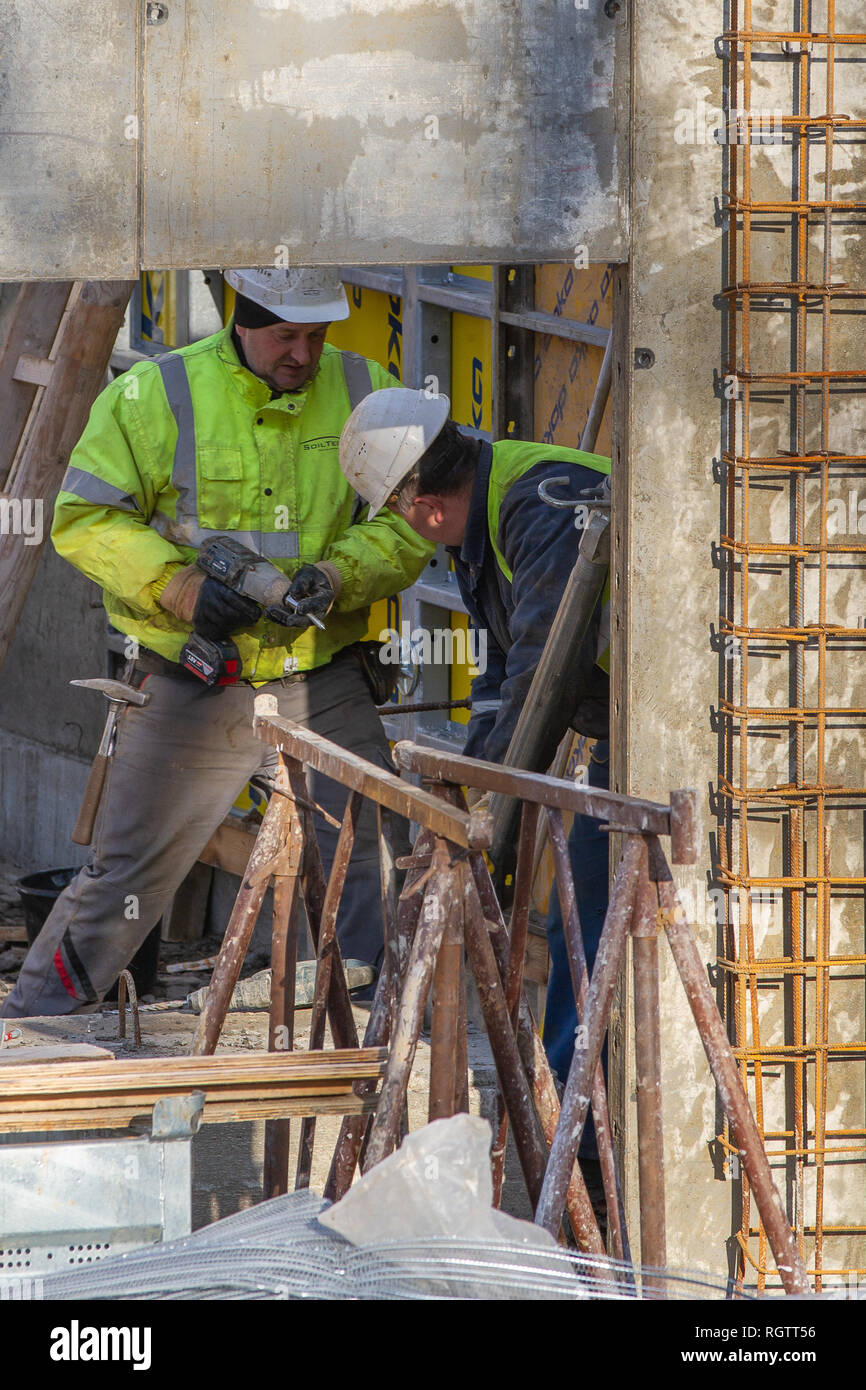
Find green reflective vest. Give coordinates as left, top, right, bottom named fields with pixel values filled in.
left=487, top=440, right=611, bottom=673
left=52, top=325, right=432, bottom=680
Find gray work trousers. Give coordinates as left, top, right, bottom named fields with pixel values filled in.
left=1, top=650, right=405, bottom=1018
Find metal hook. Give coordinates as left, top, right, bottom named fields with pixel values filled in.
left=538, top=474, right=611, bottom=530
left=536, top=475, right=582, bottom=509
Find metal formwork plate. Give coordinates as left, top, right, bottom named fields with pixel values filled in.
left=0, top=1134, right=192, bottom=1276
left=0, top=1, right=624, bottom=277
left=0, top=2, right=138, bottom=280
left=142, top=0, right=624, bottom=267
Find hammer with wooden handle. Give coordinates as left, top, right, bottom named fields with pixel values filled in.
left=69, top=678, right=151, bottom=845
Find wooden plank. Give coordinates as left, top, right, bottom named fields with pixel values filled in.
left=0, top=1091, right=380, bottom=1134
left=393, top=740, right=673, bottom=835
left=0, top=1044, right=114, bottom=1065
left=12, top=353, right=53, bottom=387
left=197, top=819, right=256, bottom=877
left=0, top=279, right=136, bottom=677
left=2, top=1085, right=367, bottom=1114
left=0, top=282, right=72, bottom=485
left=256, top=715, right=491, bottom=849
left=0, top=1047, right=387, bottom=1094
left=0, top=925, right=27, bottom=943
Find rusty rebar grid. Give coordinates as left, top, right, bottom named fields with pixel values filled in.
left=719, top=1, right=866, bottom=1293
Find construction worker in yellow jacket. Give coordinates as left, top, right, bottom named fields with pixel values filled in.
left=2, top=269, right=431, bottom=1019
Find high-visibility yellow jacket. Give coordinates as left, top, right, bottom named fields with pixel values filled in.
left=52, top=325, right=433, bottom=680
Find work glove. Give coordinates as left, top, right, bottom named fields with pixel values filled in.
left=192, top=576, right=262, bottom=637
left=277, top=562, right=338, bottom=629
left=158, top=564, right=205, bottom=623
left=160, top=565, right=258, bottom=634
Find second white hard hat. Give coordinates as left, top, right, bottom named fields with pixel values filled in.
left=339, top=388, right=451, bottom=517
left=224, top=267, right=350, bottom=322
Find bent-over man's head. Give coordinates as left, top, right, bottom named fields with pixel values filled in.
left=339, top=387, right=480, bottom=546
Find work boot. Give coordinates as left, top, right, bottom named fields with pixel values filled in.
left=346, top=970, right=379, bottom=1007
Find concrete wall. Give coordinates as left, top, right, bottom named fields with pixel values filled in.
left=613, top=0, right=866, bottom=1284
left=0, top=0, right=624, bottom=277
left=611, top=0, right=757, bottom=1282
left=0, top=540, right=105, bottom=873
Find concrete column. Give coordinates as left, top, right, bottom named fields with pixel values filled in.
left=610, top=1, right=737, bottom=1275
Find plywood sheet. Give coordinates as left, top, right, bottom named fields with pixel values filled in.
left=533, top=262, right=615, bottom=452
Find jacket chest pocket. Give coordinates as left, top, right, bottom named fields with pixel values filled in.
left=196, top=447, right=245, bottom=531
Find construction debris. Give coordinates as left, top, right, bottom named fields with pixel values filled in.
left=186, top=961, right=375, bottom=1014
left=28, top=1186, right=753, bottom=1303
left=319, top=1114, right=556, bottom=1252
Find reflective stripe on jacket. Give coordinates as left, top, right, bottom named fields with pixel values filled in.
left=52, top=326, right=433, bottom=680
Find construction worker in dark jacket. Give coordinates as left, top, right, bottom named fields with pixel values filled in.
left=339, top=387, right=611, bottom=1107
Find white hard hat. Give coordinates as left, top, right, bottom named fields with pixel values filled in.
left=224, top=266, right=350, bottom=322
left=339, top=388, right=451, bottom=517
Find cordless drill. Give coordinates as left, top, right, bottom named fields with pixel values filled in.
left=180, top=536, right=326, bottom=687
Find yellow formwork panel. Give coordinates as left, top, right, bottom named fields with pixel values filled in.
left=327, top=285, right=403, bottom=383
left=449, top=273, right=491, bottom=719
left=533, top=263, right=614, bottom=454
left=450, top=264, right=492, bottom=433
left=366, top=594, right=400, bottom=651
left=452, top=265, right=493, bottom=282
left=139, top=271, right=181, bottom=348
left=451, top=313, right=492, bottom=433
left=449, top=610, right=472, bottom=725
left=314, top=284, right=403, bottom=647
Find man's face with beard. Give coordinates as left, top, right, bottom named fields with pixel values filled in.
left=235, top=320, right=330, bottom=393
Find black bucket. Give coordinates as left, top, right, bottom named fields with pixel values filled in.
left=16, top=868, right=161, bottom=998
